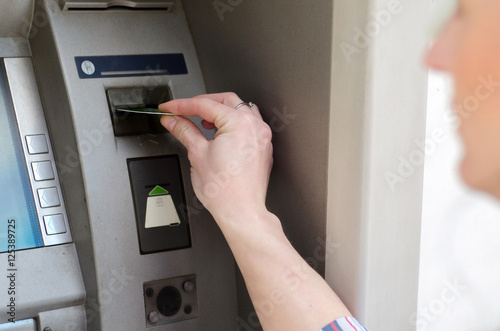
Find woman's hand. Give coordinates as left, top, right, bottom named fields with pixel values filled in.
left=159, top=92, right=273, bottom=222
left=160, top=93, right=352, bottom=330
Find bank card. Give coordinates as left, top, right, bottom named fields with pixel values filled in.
left=116, top=108, right=175, bottom=116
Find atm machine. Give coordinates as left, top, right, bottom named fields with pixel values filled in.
left=0, top=0, right=431, bottom=329
left=0, top=0, right=239, bottom=329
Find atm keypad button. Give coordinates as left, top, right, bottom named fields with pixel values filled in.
left=37, top=187, right=61, bottom=208
left=26, top=135, right=49, bottom=154
left=32, top=161, right=55, bottom=181
left=43, top=214, right=67, bottom=235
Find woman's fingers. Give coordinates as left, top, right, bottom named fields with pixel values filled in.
left=196, top=93, right=263, bottom=120
left=159, top=93, right=237, bottom=124
left=160, top=115, right=208, bottom=152
left=192, top=92, right=243, bottom=106
left=158, top=92, right=262, bottom=128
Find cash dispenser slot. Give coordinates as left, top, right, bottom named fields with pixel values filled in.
left=107, top=86, right=170, bottom=136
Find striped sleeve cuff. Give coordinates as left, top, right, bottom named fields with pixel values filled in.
left=320, top=316, right=368, bottom=331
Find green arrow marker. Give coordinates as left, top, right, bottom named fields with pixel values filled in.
left=149, top=185, right=169, bottom=196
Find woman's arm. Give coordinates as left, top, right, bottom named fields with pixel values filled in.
left=159, top=92, right=351, bottom=330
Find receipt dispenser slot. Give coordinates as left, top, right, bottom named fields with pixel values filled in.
left=107, top=86, right=170, bottom=136
left=60, top=0, right=174, bottom=11
left=128, top=155, right=191, bottom=254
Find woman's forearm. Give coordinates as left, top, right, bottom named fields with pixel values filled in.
left=216, top=207, right=351, bottom=331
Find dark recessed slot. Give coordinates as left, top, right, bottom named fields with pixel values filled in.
left=65, top=6, right=171, bottom=11
left=106, top=86, right=171, bottom=136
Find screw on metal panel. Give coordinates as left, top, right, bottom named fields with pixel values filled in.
left=182, top=280, right=195, bottom=292
left=145, top=287, right=154, bottom=297
left=184, top=305, right=193, bottom=315
left=148, top=311, right=160, bottom=324
left=44, top=328, right=53, bottom=331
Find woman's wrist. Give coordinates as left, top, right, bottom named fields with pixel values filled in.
left=212, top=204, right=284, bottom=241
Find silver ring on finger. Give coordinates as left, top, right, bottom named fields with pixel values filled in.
left=234, top=101, right=254, bottom=109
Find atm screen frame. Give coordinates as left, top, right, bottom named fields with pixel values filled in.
left=0, top=57, right=72, bottom=252
left=0, top=60, right=43, bottom=253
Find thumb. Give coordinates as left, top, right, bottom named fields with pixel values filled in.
left=160, top=115, right=207, bottom=151
left=161, top=115, right=179, bottom=132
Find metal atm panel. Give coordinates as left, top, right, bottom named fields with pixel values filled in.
left=29, top=0, right=238, bottom=329
left=0, top=56, right=86, bottom=329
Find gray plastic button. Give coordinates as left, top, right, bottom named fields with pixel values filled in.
left=37, top=187, right=60, bottom=208
left=43, top=214, right=67, bottom=235
left=26, top=135, right=49, bottom=154
left=182, top=280, right=194, bottom=293
left=148, top=311, right=160, bottom=324
left=32, top=161, right=55, bottom=181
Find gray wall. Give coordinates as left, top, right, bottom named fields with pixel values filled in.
left=183, top=1, right=430, bottom=330
left=328, top=0, right=429, bottom=329
left=181, top=0, right=333, bottom=273
left=181, top=1, right=335, bottom=328
left=0, top=0, right=32, bottom=57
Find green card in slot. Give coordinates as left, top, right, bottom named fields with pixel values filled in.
left=116, top=108, right=175, bottom=116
